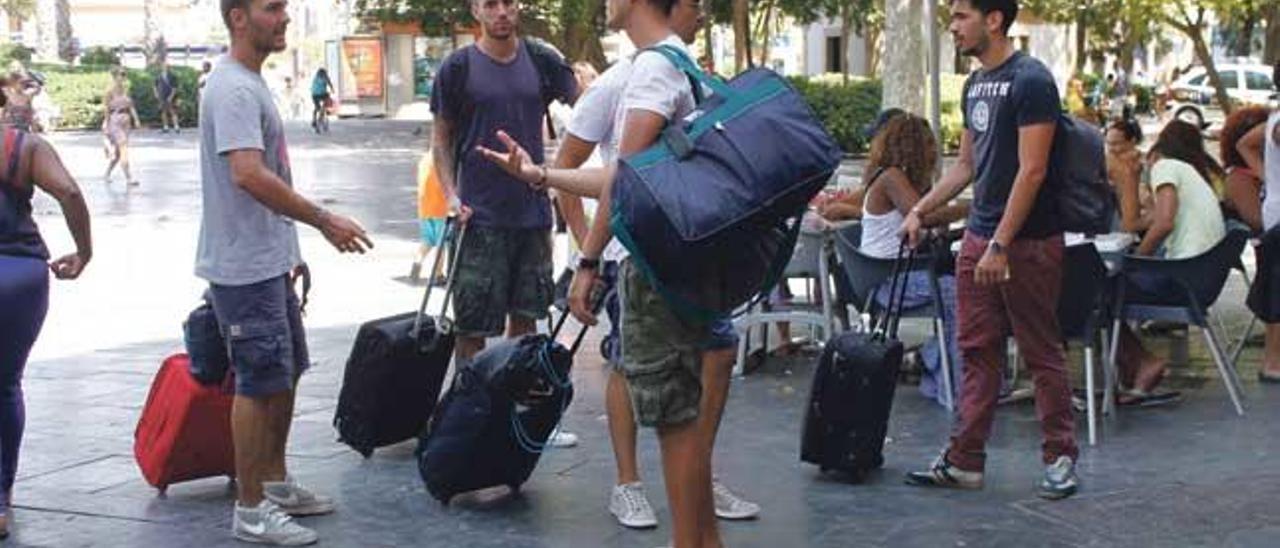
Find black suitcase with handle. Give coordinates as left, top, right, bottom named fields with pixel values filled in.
left=801, top=242, right=915, bottom=482
left=333, top=221, right=464, bottom=457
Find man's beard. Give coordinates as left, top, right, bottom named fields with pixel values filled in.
left=960, top=34, right=989, bottom=57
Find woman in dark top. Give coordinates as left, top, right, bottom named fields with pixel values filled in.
left=1105, top=117, right=1149, bottom=233
left=1219, top=106, right=1270, bottom=233
left=0, top=74, right=92, bottom=538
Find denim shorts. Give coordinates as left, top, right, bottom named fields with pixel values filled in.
left=208, top=274, right=310, bottom=397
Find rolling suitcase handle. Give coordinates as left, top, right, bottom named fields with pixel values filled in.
left=871, top=237, right=918, bottom=341
left=411, top=217, right=469, bottom=350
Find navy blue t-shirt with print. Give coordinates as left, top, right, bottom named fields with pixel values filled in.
left=430, top=42, right=577, bottom=229
left=962, top=51, right=1062, bottom=239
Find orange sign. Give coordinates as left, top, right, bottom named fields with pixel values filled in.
left=341, top=38, right=384, bottom=98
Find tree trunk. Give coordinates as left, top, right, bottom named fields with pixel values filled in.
left=733, top=0, right=749, bottom=73
left=55, top=0, right=72, bottom=62
left=1169, top=6, right=1235, bottom=118
left=841, top=7, right=853, bottom=83
left=704, top=17, right=714, bottom=71
left=561, top=0, right=605, bottom=68
left=1075, top=7, right=1087, bottom=74
left=1191, top=30, right=1235, bottom=117
left=864, top=26, right=882, bottom=78
left=756, top=0, right=776, bottom=68
left=1233, top=4, right=1258, bottom=58
left=882, top=0, right=925, bottom=114
left=1264, top=3, right=1280, bottom=65
left=143, top=0, right=165, bottom=67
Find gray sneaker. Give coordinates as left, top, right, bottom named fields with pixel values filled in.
left=1038, top=456, right=1079, bottom=500
left=232, top=500, right=318, bottom=546
left=712, top=479, right=760, bottom=520
left=263, top=477, right=335, bottom=517
left=609, top=482, right=658, bottom=529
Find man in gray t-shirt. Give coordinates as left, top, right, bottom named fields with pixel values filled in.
left=199, top=1, right=371, bottom=545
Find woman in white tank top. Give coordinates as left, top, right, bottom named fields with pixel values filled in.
left=856, top=114, right=969, bottom=405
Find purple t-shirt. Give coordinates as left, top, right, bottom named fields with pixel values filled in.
left=431, top=43, right=576, bottom=229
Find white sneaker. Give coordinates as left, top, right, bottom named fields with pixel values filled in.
left=263, top=477, right=336, bottom=517
left=609, top=482, right=658, bottom=529
left=232, top=500, right=318, bottom=546
left=547, top=430, right=579, bottom=448
left=712, top=479, right=760, bottom=520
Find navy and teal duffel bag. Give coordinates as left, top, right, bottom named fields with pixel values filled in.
left=610, top=45, right=842, bottom=322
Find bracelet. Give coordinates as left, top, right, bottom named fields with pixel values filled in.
left=535, top=165, right=549, bottom=190
left=577, top=256, right=601, bottom=271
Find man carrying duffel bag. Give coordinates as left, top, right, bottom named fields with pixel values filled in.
left=478, top=0, right=840, bottom=545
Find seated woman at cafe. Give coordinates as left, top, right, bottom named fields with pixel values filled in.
left=1114, top=120, right=1227, bottom=406
left=1105, top=117, right=1151, bottom=234
left=1219, top=106, right=1271, bottom=234
left=858, top=113, right=967, bottom=405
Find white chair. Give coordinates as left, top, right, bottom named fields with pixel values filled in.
left=732, top=226, right=836, bottom=377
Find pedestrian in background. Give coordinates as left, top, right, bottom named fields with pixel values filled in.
left=102, top=68, right=140, bottom=186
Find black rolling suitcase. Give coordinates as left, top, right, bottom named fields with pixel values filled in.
left=333, top=221, right=465, bottom=457
left=416, top=307, right=593, bottom=505
left=801, top=242, right=915, bottom=482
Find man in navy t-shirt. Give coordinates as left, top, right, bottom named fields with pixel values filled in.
left=430, top=0, right=577, bottom=363
left=902, top=0, right=1080, bottom=500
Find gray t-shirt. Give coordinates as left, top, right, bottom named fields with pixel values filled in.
left=195, top=57, right=302, bottom=285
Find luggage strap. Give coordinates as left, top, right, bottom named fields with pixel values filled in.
left=509, top=293, right=607, bottom=454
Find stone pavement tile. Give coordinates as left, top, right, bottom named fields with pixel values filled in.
left=1017, top=475, right=1280, bottom=546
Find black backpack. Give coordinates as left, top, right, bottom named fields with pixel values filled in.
left=1051, top=115, right=1115, bottom=235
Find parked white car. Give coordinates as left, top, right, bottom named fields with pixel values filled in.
left=1168, top=63, right=1277, bottom=129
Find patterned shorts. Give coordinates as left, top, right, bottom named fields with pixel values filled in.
left=451, top=225, right=554, bottom=337
left=618, top=259, right=737, bottom=427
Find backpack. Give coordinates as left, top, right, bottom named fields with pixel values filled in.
left=440, top=39, right=573, bottom=180
left=1051, top=115, right=1115, bottom=235
left=609, top=45, right=842, bottom=322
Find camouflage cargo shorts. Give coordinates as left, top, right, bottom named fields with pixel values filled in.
left=618, top=259, right=738, bottom=428
left=452, top=225, right=554, bottom=338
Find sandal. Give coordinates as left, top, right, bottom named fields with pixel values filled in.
left=1117, top=389, right=1182, bottom=408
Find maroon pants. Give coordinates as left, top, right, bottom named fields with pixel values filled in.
left=948, top=231, right=1078, bottom=472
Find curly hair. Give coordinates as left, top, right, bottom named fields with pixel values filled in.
left=1219, top=106, right=1270, bottom=170
left=1149, top=120, right=1225, bottom=185
left=867, top=114, right=938, bottom=192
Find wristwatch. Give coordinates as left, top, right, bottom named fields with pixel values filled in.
left=577, top=256, right=601, bottom=271
left=986, top=240, right=1006, bottom=255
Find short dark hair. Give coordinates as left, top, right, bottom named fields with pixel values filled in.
left=648, top=0, right=679, bottom=16
left=1108, top=117, right=1142, bottom=144
left=956, top=0, right=1018, bottom=36
left=221, top=0, right=251, bottom=30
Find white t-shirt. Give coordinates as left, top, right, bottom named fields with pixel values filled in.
left=615, top=36, right=699, bottom=142
left=566, top=59, right=631, bottom=261
left=1263, top=112, right=1280, bottom=231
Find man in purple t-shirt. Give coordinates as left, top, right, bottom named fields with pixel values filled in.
left=430, top=0, right=577, bottom=362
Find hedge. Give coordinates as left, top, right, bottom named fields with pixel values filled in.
left=788, top=73, right=966, bottom=155
left=32, top=64, right=201, bottom=130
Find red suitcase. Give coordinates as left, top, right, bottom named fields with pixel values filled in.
left=134, top=353, right=236, bottom=492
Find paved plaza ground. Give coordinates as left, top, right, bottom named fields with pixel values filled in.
left=4, top=119, right=1278, bottom=547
